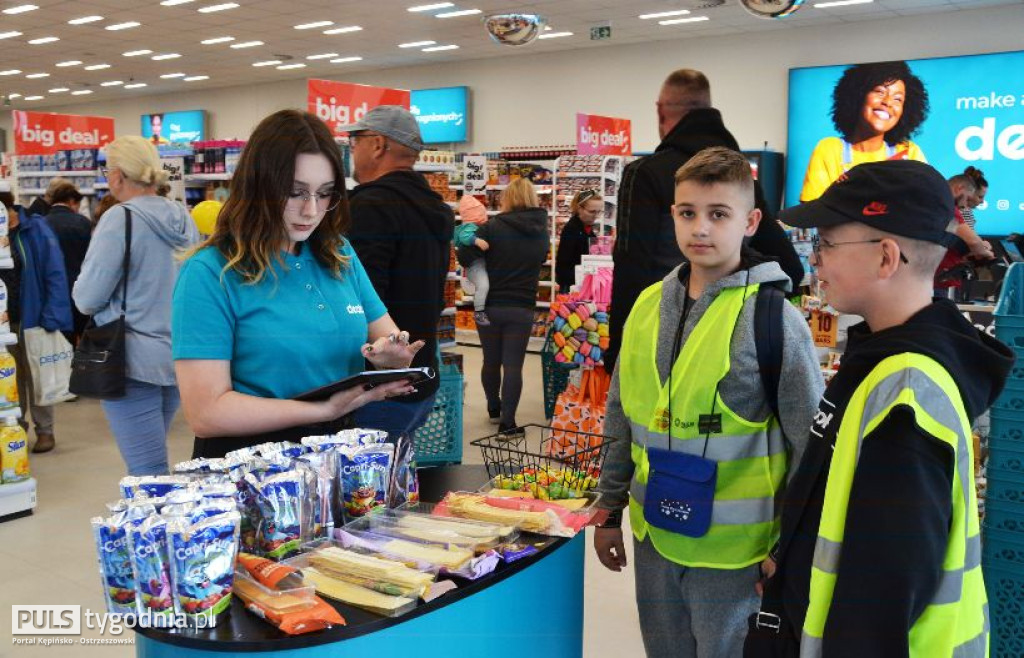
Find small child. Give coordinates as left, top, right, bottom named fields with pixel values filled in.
left=455, top=194, right=492, bottom=326
left=595, top=147, right=823, bottom=657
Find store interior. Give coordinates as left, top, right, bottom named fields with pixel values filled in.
left=1, top=1, right=1024, bottom=656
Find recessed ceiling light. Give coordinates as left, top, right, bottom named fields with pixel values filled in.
left=2, top=5, right=38, bottom=15
left=0, top=31, right=23, bottom=40
left=23, top=95, right=44, bottom=100
left=295, top=21, right=333, bottom=30
left=323, top=25, right=362, bottom=34
left=71, top=90, right=92, bottom=95
left=230, top=41, right=263, bottom=49
left=160, top=73, right=186, bottom=78
left=422, top=44, right=459, bottom=51
left=538, top=31, right=573, bottom=39
left=330, top=56, right=362, bottom=64
left=638, top=9, right=690, bottom=19
left=160, top=0, right=193, bottom=5
left=100, top=80, right=123, bottom=86
left=200, top=36, right=234, bottom=44
left=183, top=75, right=209, bottom=81
left=152, top=53, right=182, bottom=60
left=123, top=49, right=153, bottom=56
left=84, top=64, right=111, bottom=70
left=0, top=69, right=23, bottom=76
left=659, top=16, right=710, bottom=25
left=7, top=93, right=21, bottom=98
left=25, top=72, right=50, bottom=78
left=48, top=87, right=69, bottom=93
left=306, top=52, right=339, bottom=60
left=106, top=21, right=141, bottom=30
left=28, top=36, right=60, bottom=45
left=407, top=2, right=453, bottom=11
left=435, top=9, right=481, bottom=18
left=276, top=63, right=306, bottom=70
left=68, top=15, right=104, bottom=24
left=124, top=83, right=148, bottom=89
left=252, top=60, right=282, bottom=67
left=56, top=60, right=81, bottom=67
left=197, top=3, right=239, bottom=13
left=814, top=0, right=873, bottom=6
left=399, top=40, right=435, bottom=48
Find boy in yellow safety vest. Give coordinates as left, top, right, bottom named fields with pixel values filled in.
left=595, top=146, right=824, bottom=658
left=745, top=160, right=1012, bottom=657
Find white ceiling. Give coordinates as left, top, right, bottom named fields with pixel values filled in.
left=0, top=0, right=1019, bottom=108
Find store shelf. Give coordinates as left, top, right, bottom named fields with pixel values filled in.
left=447, top=272, right=461, bottom=281
left=185, top=173, right=232, bottom=183
left=0, top=477, right=37, bottom=520
left=94, top=182, right=109, bottom=190
left=0, top=258, right=14, bottom=270
left=441, top=307, right=456, bottom=317
left=21, top=187, right=98, bottom=196
left=0, top=407, right=23, bottom=420
left=556, top=172, right=611, bottom=178
left=414, top=164, right=457, bottom=172
left=0, top=332, right=17, bottom=346
left=438, top=339, right=457, bottom=349
left=16, top=170, right=97, bottom=178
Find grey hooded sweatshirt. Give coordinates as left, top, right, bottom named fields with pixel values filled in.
left=74, top=196, right=200, bottom=386
left=598, top=258, right=824, bottom=517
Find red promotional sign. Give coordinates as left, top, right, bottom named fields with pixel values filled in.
left=12, top=111, right=115, bottom=156
left=576, top=112, right=632, bottom=156
left=307, top=79, right=410, bottom=137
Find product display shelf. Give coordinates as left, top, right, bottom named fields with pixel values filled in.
left=184, top=173, right=232, bottom=183
left=14, top=170, right=98, bottom=178
left=414, top=163, right=458, bottom=173
left=553, top=155, right=623, bottom=238
left=0, top=332, right=17, bottom=346
left=20, top=187, right=97, bottom=196
left=0, top=477, right=37, bottom=521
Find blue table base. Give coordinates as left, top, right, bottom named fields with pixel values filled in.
left=138, top=533, right=585, bottom=657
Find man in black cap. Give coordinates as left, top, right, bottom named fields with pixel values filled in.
left=745, top=160, right=1010, bottom=657
left=341, top=105, right=455, bottom=439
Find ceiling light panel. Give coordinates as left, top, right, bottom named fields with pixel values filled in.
left=84, top=64, right=111, bottom=70
left=152, top=53, right=182, bottom=60
left=71, top=90, right=92, bottom=95
left=2, top=5, right=38, bottom=15
left=25, top=72, right=50, bottom=78
left=330, top=56, right=362, bottom=63
left=160, top=0, right=194, bottom=5
left=323, top=26, right=362, bottom=34
left=183, top=75, right=209, bottom=81
left=48, top=87, right=69, bottom=93
left=123, top=49, right=153, bottom=56
left=659, top=16, right=710, bottom=25
left=407, top=2, right=453, bottom=11
left=538, top=31, right=573, bottom=39
left=23, top=95, right=43, bottom=100
left=100, top=80, right=123, bottom=86
left=423, top=44, right=458, bottom=51
left=124, top=83, right=147, bottom=88
left=295, top=21, right=333, bottom=29
left=0, top=69, right=22, bottom=76
left=399, top=40, right=435, bottom=48
left=252, top=60, right=281, bottom=67
left=160, top=73, right=186, bottom=78
left=814, top=0, right=873, bottom=6
left=56, top=60, right=81, bottom=67
left=200, top=36, right=234, bottom=44
left=639, top=10, right=690, bottom=19
left=435, top=9, right=481, bottom=18
left=197, top=3, right=239, bottom=13
left=306, top=53, right=339, bottom=60
left=27, top=36, right=60, bottom=45
left=106, top=21, right=141, bottom=30
left=277, top=63, right=306, bottom=70
left=230, top=41, right=263, bottom=49
left=0, top=31, right=23, bottom=40
left=68, top=15, right=104, bottom=24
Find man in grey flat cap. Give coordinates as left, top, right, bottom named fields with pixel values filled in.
left=342, top=105, right=455, bottom=438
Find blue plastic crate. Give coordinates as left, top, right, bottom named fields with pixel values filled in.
left=984, top=500, right=1024, bottom=537
left=412, top=363, right=463, bottom=466
left=987, top=473, right=1024, bottom=505
left=989, top=442, right=1024, bottom=480
left=995, top=262, right=1024, bottom=345
left=982, top=562, right=1024, bottom=658
left=990, top=410, right=1024, bottom=449
left=990, top=378, right=1024, bottom=416
left=983, top=525, right=1024, bottom=570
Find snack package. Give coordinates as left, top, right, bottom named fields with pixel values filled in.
left=236, top=552, right=306, bottom=590
left=0, top=418, right=30, bottom=483
left=301, top=429, right=387, bottom=453
left=127, top=514, right=174, bottom=619
left=167, top=511, right=240, bottom=627
left=119, top=475, right=193, bottom=500
left=340, top=443, right=394, bottom=522
left=92, top=512, right=142, bottom=614
left=233, top=569, right=344, bottom=635
left=253, top=441, right=311, bottom=459
left=296, top=451, right=336, bottom=540
left=244, top=470, right=307, bottom=560
left=388, top=434, right=419, bottom=508
left=0, top=350, right=19, bottom=414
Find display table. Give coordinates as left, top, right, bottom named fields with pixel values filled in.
left=135, top=465, right=586, bottom=657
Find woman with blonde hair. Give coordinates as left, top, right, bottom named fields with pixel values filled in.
left=172, top=110, right=422, bottom=458
left=474, top=177, right=549, bottom=433
left=74, top=136, right=200, bottom=474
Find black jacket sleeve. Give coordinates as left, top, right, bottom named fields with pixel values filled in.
left=822, top=405, right=954, bottom=657
left=555, top=220, right=582, bottom=293
left=750, top=185, right=804, bottom=292
left=346, top=192, right=400, bottom=301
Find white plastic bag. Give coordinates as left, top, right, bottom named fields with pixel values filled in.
left=22, top=327, right=75, bottom=406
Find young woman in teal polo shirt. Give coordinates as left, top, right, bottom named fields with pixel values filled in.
left=172, top=110, right=423, bottom=458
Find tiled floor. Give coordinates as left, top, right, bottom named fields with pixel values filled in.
left=0, top=346, right=643, bottom=657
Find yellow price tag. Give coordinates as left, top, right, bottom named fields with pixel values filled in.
left=810, top=309, right=838, bottom=348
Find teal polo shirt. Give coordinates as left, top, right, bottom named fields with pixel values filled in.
left=172, top=241, right=387, bottom=399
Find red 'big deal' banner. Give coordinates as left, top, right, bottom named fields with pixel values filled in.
left=307, top=79, right=411, bottom=137
left=12, top=111, right=115, bottom=156
left=576, top=113, right=632, bottom=156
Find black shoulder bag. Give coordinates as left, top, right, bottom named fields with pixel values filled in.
left=69, top=208, right=131, bottom=399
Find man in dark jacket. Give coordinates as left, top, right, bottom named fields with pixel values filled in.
left=45, top=181, right=92, bottom=345
left=342, top=106, right=456, bottom=439
left=0, top=192, right=72, bottom=453
left=606, top=69, right=803, bottom=368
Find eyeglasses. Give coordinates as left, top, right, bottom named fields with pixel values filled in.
left=349, top=131, right=384, bottom=144
left=812, top=234, right=910, bottom=264
left=576, top=189, right=599, bottom=204
left=286, top=189, right=343, bottom=212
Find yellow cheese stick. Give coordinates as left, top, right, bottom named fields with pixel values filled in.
left=302, top=567, right=414, bottom=615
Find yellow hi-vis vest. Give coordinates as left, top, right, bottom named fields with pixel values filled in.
left=801, top=353, right=988, bottom=657
left=619, top=281, right=788, bottom=569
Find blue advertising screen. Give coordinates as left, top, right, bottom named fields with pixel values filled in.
left=410, top=87, right=469, bottom=144
left=787, top=51, right=1024, bottom=234
left=140, top=110, right=206, bottom=144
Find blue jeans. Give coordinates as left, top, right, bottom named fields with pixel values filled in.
left=101, top=378, right=181, bottom=476
left=354, top=393, right=437, bottom=440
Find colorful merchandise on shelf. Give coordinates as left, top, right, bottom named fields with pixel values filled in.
left=0, top=351, right=19, bottom=414
left=547, top=296, right=610, bottom=367
left=0, top=418, right=29, bottom=483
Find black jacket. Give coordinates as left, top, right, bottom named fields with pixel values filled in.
left=347, top=170, right=455, bottom=400
left=476, top=208, right=549, bottom=309
left=46, top=204, right=92, bottom=335
left=746, top=300, right=1013, bottom=658
left=606, top=108, right=804, bottom=368
left=554, top=215, right=595, bottom=293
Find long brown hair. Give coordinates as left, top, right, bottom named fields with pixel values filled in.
left=192, top=109, right=349, bottom=283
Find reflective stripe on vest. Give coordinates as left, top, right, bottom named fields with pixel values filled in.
left=619, top=280, right=787, bottom=569
left=801, top=355, right=988, bottom=658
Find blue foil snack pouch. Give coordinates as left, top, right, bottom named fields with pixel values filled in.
left=127, top=514, right=174, bottom=619
left=167, top=511, right=240, bottom=627
left=91, top=514, right=138, bottom=615
left=244, top=470, right=305, bottom=559
left=119, top=475, right=192, bottom=500
left=340, top=443, right=394, bottom=522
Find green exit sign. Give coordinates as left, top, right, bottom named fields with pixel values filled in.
left=590, top=25, right=612, bottom=41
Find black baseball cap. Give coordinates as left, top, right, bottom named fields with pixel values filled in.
left=780, top=160, right=958, bottom=247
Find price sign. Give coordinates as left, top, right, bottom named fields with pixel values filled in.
left=463, top=155, right=487, bottom=194
left=810, top=309, right=838, bottom=348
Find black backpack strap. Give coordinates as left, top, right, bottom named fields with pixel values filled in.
left=755, top=283, right=786, bottom=420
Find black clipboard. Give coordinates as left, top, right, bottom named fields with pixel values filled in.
left=292, top=367, right=435, bottom=402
